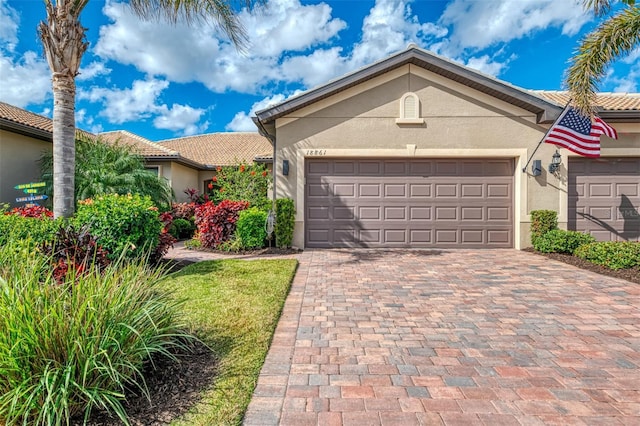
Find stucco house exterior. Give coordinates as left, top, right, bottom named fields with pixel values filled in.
left=0, top=101, right=272, bottom=206
left=254, top=46, right=640, bottom=249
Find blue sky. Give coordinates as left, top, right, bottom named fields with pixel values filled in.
left=1, top=0, right=638, bottom=141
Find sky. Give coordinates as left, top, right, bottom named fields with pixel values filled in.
left=1, top=0, right=638, bottom=141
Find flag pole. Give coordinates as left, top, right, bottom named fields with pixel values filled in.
left=521, top=99, right=572, bottom=173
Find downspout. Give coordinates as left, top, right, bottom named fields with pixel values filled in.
left=255, top=117, right=277, bottom=239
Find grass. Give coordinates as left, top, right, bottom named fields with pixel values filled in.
left=163, top=259, right=298, bottom=425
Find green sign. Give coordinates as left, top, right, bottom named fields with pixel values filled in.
left=23, top=188, right=39, bottom=194
left=14, top=182, right=45, bottom=190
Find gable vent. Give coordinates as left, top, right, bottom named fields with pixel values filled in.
left=396, top=92, right=424, bottom=125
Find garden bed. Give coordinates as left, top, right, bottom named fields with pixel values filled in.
left=524, top=247, right=640, bottom=284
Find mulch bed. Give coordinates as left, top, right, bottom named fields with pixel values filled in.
left=79, top=340, right=217, bottom=426
left=524, top=247, right=640, bottom=284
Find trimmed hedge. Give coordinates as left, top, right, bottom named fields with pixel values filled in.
left=73, top=194, right=162, bottom=260
left=275, top=198, right=295, bottom=248
left=533, top=229, right=596, bottom=254
left=236, top=208, right=268, bottom=249
left=530, top=210, right=558, bottom=244
left=0, top=208, right=61, bottom=247
left=575, top=242, right=640, bottom=270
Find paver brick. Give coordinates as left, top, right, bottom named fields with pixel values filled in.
left=241, top=249, right=640, bottom=425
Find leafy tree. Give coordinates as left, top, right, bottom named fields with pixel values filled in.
left=39, top=0, right=255, bottom=218
left=41, top=135, right=173, bottom=209
left=566, top=0, right=640, bottom=114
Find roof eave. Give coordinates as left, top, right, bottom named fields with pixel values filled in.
left=0, top=118, right=52, bottom=142
left=255, top=47, right=563, bottom=126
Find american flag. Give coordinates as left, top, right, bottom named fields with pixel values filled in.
left=544, top=106, right=618, bottom=158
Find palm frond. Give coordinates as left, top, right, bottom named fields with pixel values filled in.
left=566, top=6, right=640, bottom=115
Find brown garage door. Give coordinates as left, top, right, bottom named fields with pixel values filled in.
left=568, top=157, right=640, bottom=242
left=305, top=158, right=514, bottom=248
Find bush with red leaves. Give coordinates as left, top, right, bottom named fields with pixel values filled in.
left=41, top=225, right=110, bottom=285
left=150, top=211, right=177, bottom=263
left=195, top=200, right=249, bottom=248
left=8, top=205, right=53, bottom=218
left=171, top=202, right=196, bottom=220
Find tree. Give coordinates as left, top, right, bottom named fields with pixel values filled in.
left=566, top=0, right=640, bottom=115
left=39, top=0, right=253, bottom=218
left=40, top=135, right=173, bottom=209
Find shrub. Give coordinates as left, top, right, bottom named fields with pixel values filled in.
left=41, top=225, right=110, bottom=284
left=275, top=198, right=295, bottom=248
left=170, top=218, right=196, bottom=239
left=236, top=208, right=268, bottom=249
left=533, top=229, right=596, bottom=254
left=0, top=206, right=61, bottom=246
left=8, top=205, right=53, bottom=218
left=530, top=210, right=558, bottom=244
left=171, top=202, right=196, bottom=221
left=575, top=241, right=640, bottom=270
left=0, top=243, right=193, bottom=425
left=195, top=200, right=249, bottom=248
left=73, top=194, right=162, bottom=261
left=209, top=163, right=271, bottom=210
left=150, top=211, right=177, bottom=263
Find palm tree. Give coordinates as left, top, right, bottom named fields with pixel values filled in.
left=39, top=0, right=253, bottom=218
left=40, top=134, right=174, bottom=209
left=566, top=0, right=640, bottom=115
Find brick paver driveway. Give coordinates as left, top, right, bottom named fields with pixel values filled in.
left=243, top=249, right=640, bottom=425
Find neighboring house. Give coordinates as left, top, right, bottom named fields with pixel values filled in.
left=0, top=102, right=272, bottom=206
left=254, top=45, right=640, bottom=249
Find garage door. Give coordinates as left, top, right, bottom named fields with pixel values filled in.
left=568, top=157, right=640, bottom=242
left=305, top=158, right=514, bottom=248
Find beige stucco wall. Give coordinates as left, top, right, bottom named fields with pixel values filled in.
left=167, top=162, right=199, bottom=203
left=272, top=64, right=640, bottom=249
left=0, top=129, right=51, bottom=208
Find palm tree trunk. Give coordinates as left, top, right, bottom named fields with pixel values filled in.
left=52, top=73, right=76, bottom=218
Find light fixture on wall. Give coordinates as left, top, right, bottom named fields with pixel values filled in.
left=548, top=150, right=562, bottom=175
left=282, top=159, right=289, bottom=176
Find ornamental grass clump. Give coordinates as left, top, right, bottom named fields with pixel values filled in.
left=0, top=241, right=193, bottom=426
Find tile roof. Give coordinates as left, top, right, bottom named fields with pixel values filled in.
left=533, top=91, right=640, bottom=111
left=98, top=130, right=178, bottom=158
left=158, top=132, right=273, bottom=166
left=0, top=101, right=55, bottom=134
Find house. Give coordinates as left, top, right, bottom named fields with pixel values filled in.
left=0, top=101, right=272, bottom=206
left=254, top=45, right=640, bottom=249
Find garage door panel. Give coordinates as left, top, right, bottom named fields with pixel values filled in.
left=384, top=184, right=406, bottom=197
left=334, top=161, right=355, bottom=174
left=569, top=157, right=640, bottom=242
left=306, top=158, right=514, bottom=248
left=359, top=184, right=381, bottom=197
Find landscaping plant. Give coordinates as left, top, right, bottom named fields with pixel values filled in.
left=533, top=229, right=596, bottom=254
left=0, top=241, right=193, bottom=425
left=236, top=207, right=268, bottom=249
left=73, top=194, right=163, bottom=261
left=530, top=210, right=558, bottom=244
left=194, top=200, right=249, bottom=248
left=275, top=198, right=295, bottom=248
left=0, top=205, right=60, bottom=246
left=575, top=241, right=640, bottom=270
left=209, top=163, right=271, bottom=211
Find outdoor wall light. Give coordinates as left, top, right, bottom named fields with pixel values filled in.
left=548, top=150, right=562, bottom=175
left=282, top=159, right=289, bottom=176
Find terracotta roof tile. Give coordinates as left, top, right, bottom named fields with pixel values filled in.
left=533, top=91, right=640, bottom=111
left=0, top=101, right=55, bottom=133
left=158, top=132, right=273, bottom=166
left=98, top=130, right=178, bottom=157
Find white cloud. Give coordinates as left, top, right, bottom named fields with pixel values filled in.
left=439, top=0, right=590, bottom=54
left=78, top=61, right=111, bottom=81
left=94, top=0, right=346, bottom=93
left=0, top=51, right=51, bottom=107
left=465, top=53, right=515, bottom=77
left=154, top=104, right=209, bottom=135
left=0, top=1, right=51, bottom=107
left=81, top=78, right=170, bottom=123
left=0, top=0, right=19, bottom=50
left=226, top=94, right=286, bottom=131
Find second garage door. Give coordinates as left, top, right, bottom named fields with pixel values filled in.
left=305, top=158, right=514, bottom=248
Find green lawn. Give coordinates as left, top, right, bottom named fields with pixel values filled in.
left=162, top=259, right=298, bottom=426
